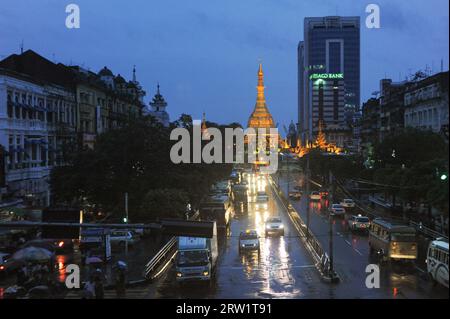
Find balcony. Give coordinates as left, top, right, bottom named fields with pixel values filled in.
left=6, top=118, right=50, bottom=132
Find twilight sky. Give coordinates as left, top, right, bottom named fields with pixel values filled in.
left=0, top=0, right=448, bottom=128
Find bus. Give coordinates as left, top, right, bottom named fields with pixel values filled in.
left=199, top=194, right=232, bottom=229
left=426, top=239, right=449, bottom=288
left=369, top=219, right=417, bottom=262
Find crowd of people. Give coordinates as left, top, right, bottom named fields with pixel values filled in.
left=16, top=262, right=52, bottom=288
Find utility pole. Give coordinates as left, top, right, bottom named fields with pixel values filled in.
left=305, top=152, right=310, bottom=240
left=287, top=156, right=290, bottom=195
left=124, top=192, right=129, bottom=261
left=328, top=170, right=335, bottom=278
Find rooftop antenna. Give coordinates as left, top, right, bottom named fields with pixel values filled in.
left=20, top=39, right=24, bottom=54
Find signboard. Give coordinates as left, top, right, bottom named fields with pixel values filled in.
left=309, top=73, right=344, bottom=80
left=42, top=207, right=81, bottom=239
left=178, top=236, right=207, bottom=249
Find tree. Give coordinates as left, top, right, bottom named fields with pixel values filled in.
left=50, top=114, right=233, bottom=222
left=372, top=128, right=449, bottom=217
left=138, top=188, right=190, bottom=221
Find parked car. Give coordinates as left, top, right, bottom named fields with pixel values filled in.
left=329, top=204, right=346, bottom=217
left=348, top=215, right=371, bottom=232
left=265, top=217, right=284, bottom=236
left=310, top=191, right=321, bottom=201
left=340, top=199, right=356, bottom=208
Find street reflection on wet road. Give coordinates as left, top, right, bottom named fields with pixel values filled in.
left=153, top=174, right=324, bottom=299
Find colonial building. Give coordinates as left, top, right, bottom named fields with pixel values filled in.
left=71, top=65, right=145, bottom=148
left=0, top=66, right=76, bottom=207
left=0, top=49, right=147, bottom=207
left=404, top=71, right=449, bottom=138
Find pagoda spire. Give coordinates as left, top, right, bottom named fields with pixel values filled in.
left=256, top=63, right=265, bottom=107
left=247, top=63, right=275, bottom=129
left=201, top=112, right=210, bottom=140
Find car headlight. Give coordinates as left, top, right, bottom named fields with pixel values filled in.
left=176, top=272, right=182, bottom=277
left=203, top=271, right=209, bottom=276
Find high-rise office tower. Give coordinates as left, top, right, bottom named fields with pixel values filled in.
left=298, top=16, right=360, bottom=146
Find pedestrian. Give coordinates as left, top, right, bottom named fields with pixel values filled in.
left=115, top=268, right=126, bottom=298
left=93, top=269, right=104, bottom=299
left=16, top=265, right=27, bottom=286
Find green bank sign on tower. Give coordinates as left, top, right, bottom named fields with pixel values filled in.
left=309, top=73, right=344, bottom=80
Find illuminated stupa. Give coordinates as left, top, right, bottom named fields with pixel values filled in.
left=247, top=64, right=275, bottom=129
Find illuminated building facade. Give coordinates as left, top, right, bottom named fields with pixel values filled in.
left=298, top=16, right=360, bottom=147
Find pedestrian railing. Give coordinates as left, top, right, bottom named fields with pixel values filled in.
left=269, top=175, right=329, bottom=277
left=143, top=210, right=200, bottom=281
left=410, top=221, right=449, bottom=241
left=143, top=236, right=177, bottom=280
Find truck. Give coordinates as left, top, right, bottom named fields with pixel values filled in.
left=175, top=222, right=218, bottom=283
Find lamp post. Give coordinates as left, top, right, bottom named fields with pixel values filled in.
left=124, top=192, right=129, bottom=260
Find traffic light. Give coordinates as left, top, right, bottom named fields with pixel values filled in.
left=123, top=217, right=128, bottom=223
left=441, top=174, right=448, bottom=181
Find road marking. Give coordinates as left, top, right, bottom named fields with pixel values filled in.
left=345, top=239, right=352, bottom=246
left=224, top=264, right=315, bottom=271
left=415, top=266, right=426, bottom=274
left=354, top=248, right=363, bottom=256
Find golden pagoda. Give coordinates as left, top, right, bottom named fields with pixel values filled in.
left=247, top=64, right=275, bottom=129
left=201, top=112, right=210, bottom=140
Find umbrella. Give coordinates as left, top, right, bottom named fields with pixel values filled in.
left=86, top=256, right=103, bottom=265
left=115, top=260, right=127, bottom=270
left=12, top=247, right=52, bottom=263
left=21, top=240, right=56, bottom=252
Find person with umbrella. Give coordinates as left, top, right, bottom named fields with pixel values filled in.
left=114, top=261, right=127, bottom=298
left=93, top=268, right=105, bottom=299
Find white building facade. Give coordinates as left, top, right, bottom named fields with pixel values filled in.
left=0, top=70, right=76, bottom=207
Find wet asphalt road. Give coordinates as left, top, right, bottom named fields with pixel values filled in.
left=151, top=174, right=329, bottom=298
left=277, top=172, right=449, bottom=299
